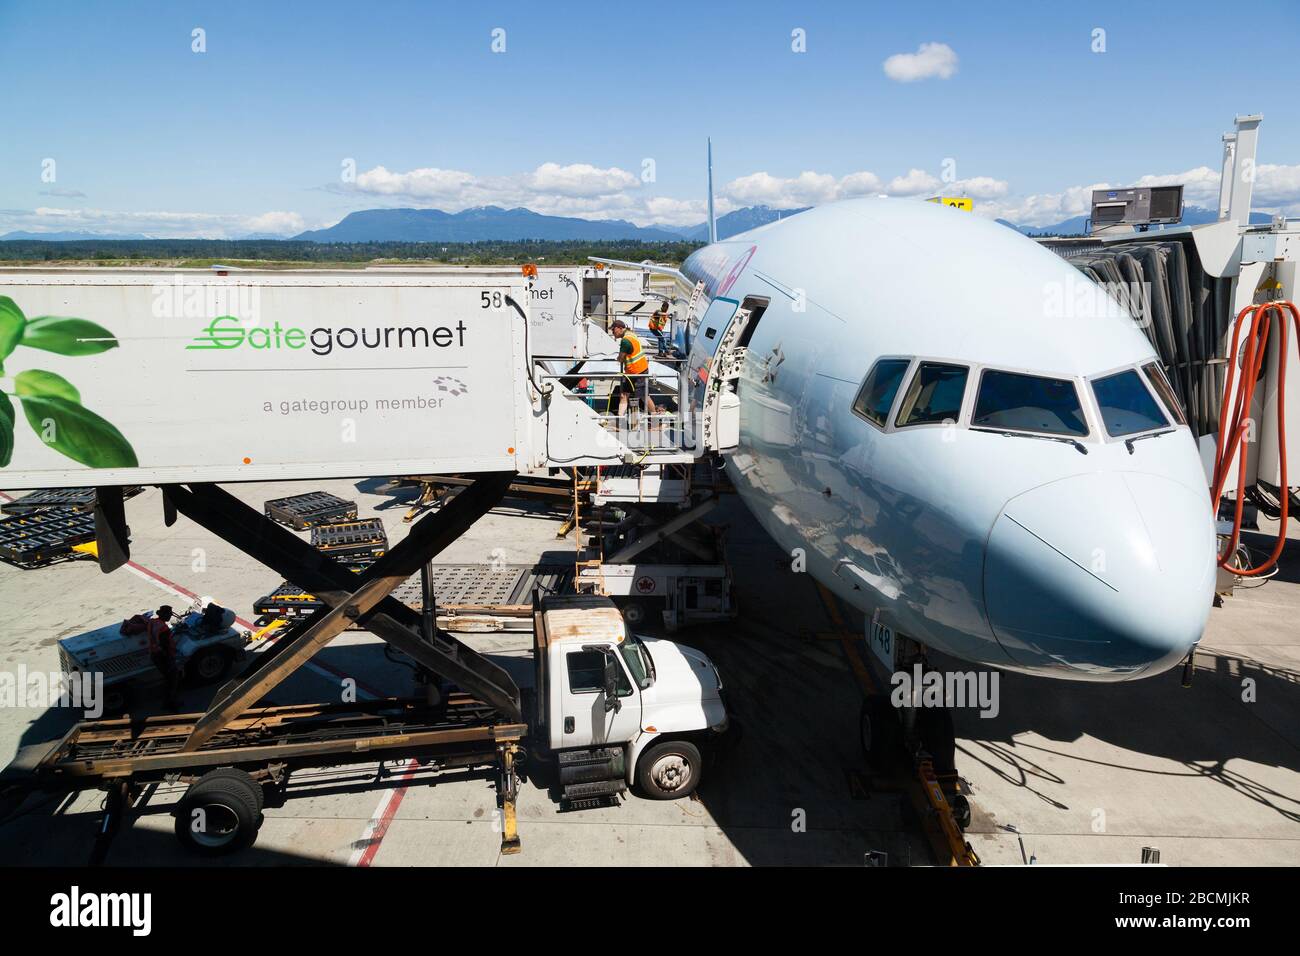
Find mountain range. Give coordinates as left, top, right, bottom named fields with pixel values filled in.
left=0, top=203, right=1277, bottom=244
left=292, top=206, right=684, bottom=243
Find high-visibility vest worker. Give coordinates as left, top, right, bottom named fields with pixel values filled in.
left=614, top=323, right=649, bottom=375
left=649, top=307, right=669, bottom=332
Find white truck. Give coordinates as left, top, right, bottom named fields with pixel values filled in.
left=530, top=594, right=730, bottom=802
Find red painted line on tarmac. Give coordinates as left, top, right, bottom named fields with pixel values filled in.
left=353, top=758, right=420, bottom=867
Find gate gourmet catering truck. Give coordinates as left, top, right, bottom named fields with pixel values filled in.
left=0, top=267, right=729, bottom=858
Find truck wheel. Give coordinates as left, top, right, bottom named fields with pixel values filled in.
left=187, top=646, right=232, bottom=685
left=174, top=772, right=262, bottom=855
left=636, top=739, right=702, bottom=799
left=194, top=767, right=265, bottom=812
left=860, top=695, right=903, bottom=771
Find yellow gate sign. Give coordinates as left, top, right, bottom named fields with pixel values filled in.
left=926, top=197, right=973, bottom=211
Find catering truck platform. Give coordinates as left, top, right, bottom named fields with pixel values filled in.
left=0, top=265, right=732, bottom=860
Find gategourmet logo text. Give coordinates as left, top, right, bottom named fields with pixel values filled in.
left=186, top=315, right=468, bottom=356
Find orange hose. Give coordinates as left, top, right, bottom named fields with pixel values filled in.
left=1209, top=300, right=1299, bottom=575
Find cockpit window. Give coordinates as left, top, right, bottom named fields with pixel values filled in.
left=896, top=362, right=969, bottom=427
left=1140, top=362, right=1186, bottom=426
left=852, top=358, right=910, bottom=428
left=1091, top=368, right=1169, bottom=436
left=972, top=369, right=1089, bottom=437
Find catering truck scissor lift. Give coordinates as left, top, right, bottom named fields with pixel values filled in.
left=0, top=266, right=736, bottom=859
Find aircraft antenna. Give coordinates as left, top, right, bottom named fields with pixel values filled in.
left=707, top=138, right=717, bottom=244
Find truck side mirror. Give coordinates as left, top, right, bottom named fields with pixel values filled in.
left=602, top=655, right=622, bottom=714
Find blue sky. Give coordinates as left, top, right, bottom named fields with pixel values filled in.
left=1, top=0, right=1297, bottom=236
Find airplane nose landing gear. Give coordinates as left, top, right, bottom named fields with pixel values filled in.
left=856, top=631, right=978, bottom=866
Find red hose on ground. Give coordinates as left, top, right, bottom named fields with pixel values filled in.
left=1210, top=300, right=1299, bottom=576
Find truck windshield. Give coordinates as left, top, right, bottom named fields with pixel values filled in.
left=619, top=635, right=655, bottom=689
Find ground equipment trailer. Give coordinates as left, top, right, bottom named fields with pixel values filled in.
left=0, top=590, right=729, bottom=859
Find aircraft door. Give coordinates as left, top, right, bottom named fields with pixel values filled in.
left=688, top=295, right=768, bottom=451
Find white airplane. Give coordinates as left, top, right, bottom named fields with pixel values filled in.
left=662, top=197, right=1217, bottom=682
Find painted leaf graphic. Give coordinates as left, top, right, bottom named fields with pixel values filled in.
left=0, top=296, right=26, bottom=373
left=15, top=368, right=82, bottom=405
left=18, top=394, right=138, bottom=468
left=20, top=316, right=119, bottom=356
left=0, top=391, right=14, bottom=468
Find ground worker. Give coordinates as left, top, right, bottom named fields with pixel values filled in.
left=146, top=605, right=182, bottom=708
left=648, top=301, right=671, bottom=355
left=610, top=318, right=656, bottom=419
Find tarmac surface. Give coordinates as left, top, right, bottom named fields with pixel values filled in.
left=0, top=478, right=1296, bottom=866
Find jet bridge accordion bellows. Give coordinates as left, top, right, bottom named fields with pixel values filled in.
left=1067, top=237, right=1230, bottom=439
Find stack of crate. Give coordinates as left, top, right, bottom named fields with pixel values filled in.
left=263, top=490, right=387, bottom=570
left=256, top=492, right=389, bottom=626
left=0, top=487, right=142, bottom=569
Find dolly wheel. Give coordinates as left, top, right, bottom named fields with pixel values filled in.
left=187, top=646, right=232, bottom=685
left=174, top=771, right=262, bottom=855
left=950, top=793, right=972, bottom=831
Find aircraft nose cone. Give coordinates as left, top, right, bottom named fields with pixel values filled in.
left=984, top=472, right=1217, bottom=679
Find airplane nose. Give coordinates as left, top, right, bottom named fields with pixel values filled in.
left=983, top=472, right=1217, bottom=679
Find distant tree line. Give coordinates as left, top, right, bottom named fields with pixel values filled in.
left=0, top=238, right=704, bottom=265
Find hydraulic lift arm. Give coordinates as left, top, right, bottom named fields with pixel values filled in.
left=163, top=475, right=522, bottom=752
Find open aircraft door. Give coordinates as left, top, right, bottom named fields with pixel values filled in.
left=686, top=295, right=766, bottom=452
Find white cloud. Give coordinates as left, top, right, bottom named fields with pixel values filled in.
left=724, top=170, right=841, bottom=207
left=721, top=168, right=1006, bottom=208
left=344, top=161, right=662, bottom=221
left=1253, top=163, right=1300, bottom=208
left=974, top=162, right=1300, bottom=226
left=354, top=165, right=475, bottom=200
left=838, top=171, right=885, bottom=197
left=885, top=168, right=942, bottom=196
left=0, top=206, right=310, bottom=238
left=244, top=211, right=307, bottom=235
left=953, top=176, right=1010, bottom=200
left=883, top=42, right=958, bottom=82
left=528, top=162, right=639, bottom=197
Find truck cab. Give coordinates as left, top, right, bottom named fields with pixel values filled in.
left=532, top=594, right=729, bottom=802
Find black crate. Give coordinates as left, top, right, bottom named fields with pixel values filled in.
left=252, top=583, right=326, bottom=618
left=263, top=492, right=358, bottom=530
left=0, top=509, right=98, bottom=568
left=310, top=519, right=388, bottom=562
left=1, top=486, right=142, bottom=515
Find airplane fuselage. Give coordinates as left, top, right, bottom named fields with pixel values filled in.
left=680, top=199, right=1217, bottom=681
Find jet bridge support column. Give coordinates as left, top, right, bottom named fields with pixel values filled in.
left=164, top=475, right=521, bottom=753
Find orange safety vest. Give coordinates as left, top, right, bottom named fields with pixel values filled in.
left=649, top=310, right=668, bottom=332
left=622, top=331, right=649, bottom=374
